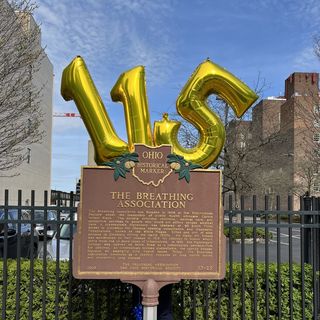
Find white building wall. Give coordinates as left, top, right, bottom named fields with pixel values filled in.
left=0, top=13, right=53, bottom=206
left=87, top=140, right=96, bottom=166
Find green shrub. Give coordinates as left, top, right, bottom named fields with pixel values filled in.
left=172, top=262, right=313, bottom=319
left=0, top=260, right=314, bottom=319
left=260, top=213, right=301, bottom=223
left=224, top=227, right=273, bottom=240
left=0, top=259, right=133, bottom=319
left=279, top=214, right=301, bottom=223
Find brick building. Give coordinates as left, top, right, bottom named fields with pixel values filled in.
left=225, top=72, right=319, bottom=210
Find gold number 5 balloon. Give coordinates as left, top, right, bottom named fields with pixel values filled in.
left=61, top=56, right=258, bottom=167
left=154, top=60, right=258, bottom=167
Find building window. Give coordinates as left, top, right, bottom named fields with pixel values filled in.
left=2, top=53, right=9, bottom=75
left=314, top=105, right=320, bottom=114
left=313, top=133, right=320, bottom=143
left=28, top=119, right=32, bottom=134
left=239, top=133, right=246, bottom=149
left=313, top=149, right=320, bottom=158
left=240, top=141, right=246, bottom=149
left=313, top=183, right=320, bottom=192
left=27, top=148, right=31, bottom=164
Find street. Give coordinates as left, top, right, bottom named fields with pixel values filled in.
left=226, top=227, right=302, bottom=263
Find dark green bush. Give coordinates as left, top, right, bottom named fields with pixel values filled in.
left=0, top=260, right=313, bottom=319
left=259, top=213, right=301, bottom=223
left=172, top=262, right=313, bottom=319
left=224, top=227, right=273, bottom=240
left=0, top=259, right=133, bottom=319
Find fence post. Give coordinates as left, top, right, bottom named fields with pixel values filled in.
left=315, top=197, right=320, bottom=272
left=302, top=195, right=320, bottom=317
left=302, top=195, right=312, bottom=264
left=316, top=198, right=320, bottom=316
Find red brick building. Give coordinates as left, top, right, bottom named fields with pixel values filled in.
left=225, top=72, right=319, bottom=210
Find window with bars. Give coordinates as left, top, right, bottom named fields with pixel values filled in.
left=240, top=141, right=246, bottom=149
left=314, top=105, right=320, bottom=114
left=313, top=183, right=320, bottom=192
left=313, top=149, right=320, bottom=157
left=313, top=133, right=320, bottom=142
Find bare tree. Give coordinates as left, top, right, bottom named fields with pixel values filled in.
left=174, top=74, right=282, bottom=207
left=289, top=38, right=320, bottom=195
left=294, top=153, right=320, bottom=195
left=291, top=88, right=320, bottom=196
left=292, top=36, right=320, bottom=195
left=0, top=0, right=44, bottom=173
left=223, top=113, right=285, bottom=208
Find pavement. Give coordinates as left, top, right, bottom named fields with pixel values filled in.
left=226, top=227, right=302, bottom=263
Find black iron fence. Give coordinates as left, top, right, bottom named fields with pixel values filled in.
left=0, top=190, right=319, bottom=319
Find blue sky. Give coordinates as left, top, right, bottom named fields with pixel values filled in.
left=35, top=0, right=320, bottom=192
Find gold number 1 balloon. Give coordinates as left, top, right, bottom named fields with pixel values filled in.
left=61, top=57, right=129, bottom=164
left=111, top=66, right=154, bottom=149
left=61, top=56, right=258, bottom=167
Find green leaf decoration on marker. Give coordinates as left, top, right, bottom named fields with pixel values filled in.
left=167, top=154, right=202, bottom=183
left=102, top=152, right=139, bottom=181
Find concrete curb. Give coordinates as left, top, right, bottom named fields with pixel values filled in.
left=234, top=238, right=268, bottom=244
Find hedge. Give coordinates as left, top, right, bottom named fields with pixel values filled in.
left=0, top=260, right=133, bottom=319
left=173, top=262, right=314, bottom=319
left=0, top=260, right=314, bottom=319
left=224, top=226, right=273, bottom=240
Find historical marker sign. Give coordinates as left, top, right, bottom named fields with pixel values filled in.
left=62, top=56, right=257, bottom=314
left=73, top=145, right=226, bottom=281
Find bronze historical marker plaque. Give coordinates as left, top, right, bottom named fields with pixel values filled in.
left=73, top=145, right=226, bottom=281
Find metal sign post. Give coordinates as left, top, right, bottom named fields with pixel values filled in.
left=140, top=279, right=159, bottom=320
left=143, top=306, right=157, bottom=320
left=122, top=279, right=178, bottom=320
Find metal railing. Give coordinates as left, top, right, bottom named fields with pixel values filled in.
left=0, top=191, right=319, bottom=319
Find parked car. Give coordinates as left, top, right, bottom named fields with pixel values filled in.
left=38, top=213, right=77, bottom=260
left=60, top=210, right=73, bottom=220
left=34, top=210, right=58, bottom=239
left=0, top=209, right=39, bottom=258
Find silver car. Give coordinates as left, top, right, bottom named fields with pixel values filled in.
left=34, top=210, right=57, bottom=239
left=0, top=209, right=39, bottom=258
left=38, top=213, right=77, bottom=260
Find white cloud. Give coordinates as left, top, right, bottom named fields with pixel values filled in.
left=293, top=46, right=320, bottom=70
left=36, top=0, right=175, bottom=85
left=36, top=5, right=61, bottom=27
left=35, top=0, right=176, bottom=190
left=52, top=117, right=86, bottom=134
left=252, top=0, right=320, bottom=29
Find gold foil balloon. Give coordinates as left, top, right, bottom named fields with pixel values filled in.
left=154, top=59, right=258, bottom=168
left=61, top=56, right=129, bottom=164
left=111, top=66, right=154, bottom=149
left=61, top=57, right=258, bottom=167
left=153, top=113, right=181, bottom=145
